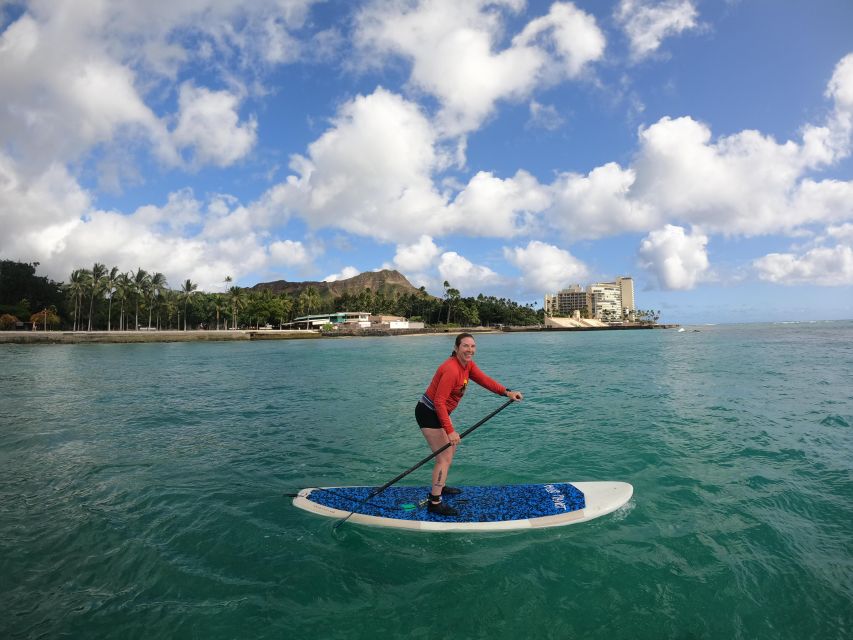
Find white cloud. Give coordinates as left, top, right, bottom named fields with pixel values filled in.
left=614, top=0, right=699, bottom=61
left=503, top=241, right=590, bottom=294
left=0, top=13, right=173, bottom=171
left=0, top=0, right=317, bottom=177
left=269, top=239, right=309, bottom=267
left=638, top=224, right=709, bottom=290
left=513, top=1, right=606, bottom=78
left=274, top=88, right=449, bottom=242
left=527, top=101, right=565, bottom=131
left=548, top=162, right=659, bottom=239
left=354, top=0, right=603, bottom=137
left=392, top=235, right=441, bottom=272
left=801, top=53, right=853, bottom=166
left=630, top=116, right=829, bottom=235
left=753, top=245, right=853, bottom=286
left=324, top=266, right=360, bottom=282
left=0, top=152, right=288, bottom=290
left=172, top=83, right=257, bottom=167
left=827, top=223, right=853, bottom=244
left=437, top=251, right=500, bottom=295
left=448, top=170, right=550, bottom=238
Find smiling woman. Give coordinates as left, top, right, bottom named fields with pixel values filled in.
left=415, top=332, right=523, bottom=515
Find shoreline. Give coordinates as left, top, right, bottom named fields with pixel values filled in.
left=0, top=324, right=679, bottom=345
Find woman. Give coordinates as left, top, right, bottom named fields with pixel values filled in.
left=416, top=332, right=523, bottom=516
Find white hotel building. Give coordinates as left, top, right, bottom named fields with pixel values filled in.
left=545, top=277, right=635, bottom=321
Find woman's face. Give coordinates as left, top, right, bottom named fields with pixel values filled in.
left=456, top=337, right=476, bottom=364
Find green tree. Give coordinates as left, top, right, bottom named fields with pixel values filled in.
left=181, top=279, right=198, bottom=330
left=298, top=286, right=321, bottom=317
left=30, top=307, right=60, bottom=330
left=104, top=266, right=119, bottom=331
left=132, top=268, right=149, bottom=330
left=228, top=285, right=244, bottom=328
left=86, top=263, right=107, bottom=331
left=66, top=269, right=88, bottom=331
left=275, top=293, right=294, bottom=328
left=114, top=272, right=132, bottom=330
left=148, top=272, right=167, bottom=329
left=0, top=313, right=18, bottom=330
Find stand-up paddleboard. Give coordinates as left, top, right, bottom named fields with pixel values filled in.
left=293, top=481, right=632, bottom=532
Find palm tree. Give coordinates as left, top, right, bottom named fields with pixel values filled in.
left=445, top=286, right=460, bottom=325
left=228, top=285, right=244, bottom=329
left=66, top=269, right=88, bottom=331
left=115, top=272, right=132, bottom=330
left=277, top=293, right=294, bottom=328
left=86, top=263, right=107, bottom=331
left=105, top=266, right=119, bottom=331
left=298, top=286, right=321, bottom=319
left=132, top=268, right=149, bottom=330
left=181, top=279, right=198, bottom=330
left=223, top=276, right=233, bottom=329
left=147, top=272, right=167, bottom=329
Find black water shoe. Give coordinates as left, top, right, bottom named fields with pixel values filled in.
left=441, top=486, right=462, bottom=496
left=427, top=500, right=458, bottom=516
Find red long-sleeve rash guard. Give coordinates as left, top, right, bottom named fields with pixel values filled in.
left=424, top=356, right=507, bottom=434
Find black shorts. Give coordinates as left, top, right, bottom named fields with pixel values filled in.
left=415, top=401, right=443, bottom=429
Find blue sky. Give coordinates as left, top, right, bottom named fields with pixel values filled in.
left=1, top=0, right=852, bottom=324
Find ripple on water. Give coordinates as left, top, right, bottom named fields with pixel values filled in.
left=2, top=325, right=853, bottom=639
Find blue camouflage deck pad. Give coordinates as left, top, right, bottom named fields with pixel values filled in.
left=306, top=483, right=586, bottom=523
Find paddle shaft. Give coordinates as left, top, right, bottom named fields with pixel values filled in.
left=333, top=398, right=515, bottom=529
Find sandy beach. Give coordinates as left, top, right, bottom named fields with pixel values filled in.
left=0, top=329, right=324, bottom=344
left=0, top=324, right=675, bottom=344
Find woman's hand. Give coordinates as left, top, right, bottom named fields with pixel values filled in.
left=507, top=390, right=523, bottom=401
left=448, top=431, right=461, bottom=446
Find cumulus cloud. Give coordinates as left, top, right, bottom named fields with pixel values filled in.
left=391, top=235, right=441, bottom=272
left=447, top=170, right=550, bottom=237
left=0, top=0, right=316, bottom=176
left=437, top=252, right=500, bottom=295
left=826, top=223, right=853, bottom=244
left=269, top=239, right=309, bottom=267
left=0, top=12, right=173, bottom=171
left=503, top=241, right=590, bottom=294
left=0, top=151, right=293, bottom=290
left=753, top=245, right=853, bottom=286
left=548, top=162, right=659, bottom=239
left=614, top=0, right=699, bottom=61
left=173, top=84, right=257, bottom=167
left=354, top=0, right=604, bottom=136
left=638, top=224, right=709, bottom=290
left=274, top=88, right=449, bottom=242
left=324, top=266, right=361, bottom=282
left=513, top=1, right=606, bottom=78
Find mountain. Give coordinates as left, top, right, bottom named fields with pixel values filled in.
left=251, top=269, right=430, bottom=300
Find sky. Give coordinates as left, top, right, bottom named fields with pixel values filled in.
left=1, top=0, right=852, bottom=324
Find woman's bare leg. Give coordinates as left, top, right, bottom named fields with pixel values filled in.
left=420, top=428, right=456, bottom=497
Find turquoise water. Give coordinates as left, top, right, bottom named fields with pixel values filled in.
left=1, top=323, right=852, bottom=639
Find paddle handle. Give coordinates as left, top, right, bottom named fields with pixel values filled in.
left=333, top=398, right=515, bottom=529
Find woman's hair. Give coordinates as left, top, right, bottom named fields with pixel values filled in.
left=452, top=332, right=475, bottom=355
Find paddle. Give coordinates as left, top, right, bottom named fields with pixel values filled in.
left=333, top=398, right=516, bottom=530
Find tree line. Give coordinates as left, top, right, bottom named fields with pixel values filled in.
left=0, top=260, right=544, bottom=330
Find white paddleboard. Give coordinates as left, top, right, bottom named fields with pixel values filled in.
left=293, top=481, right=633, bottom=532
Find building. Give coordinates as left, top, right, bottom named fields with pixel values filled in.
left=588, top=283, right=621, bottom=320
left=544, top=285, right=588, bottom=317
left=545, top=276, right=636, bottom=322
left=286, top=311, right=371, bottom=329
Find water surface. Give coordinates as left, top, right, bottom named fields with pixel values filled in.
left=2, top=322, right=851, bottom=638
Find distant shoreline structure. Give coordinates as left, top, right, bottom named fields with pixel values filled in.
left=0, top=323, right=679, bottom=345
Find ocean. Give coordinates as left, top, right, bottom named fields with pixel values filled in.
left=1, top=322, right=851, bottom=639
